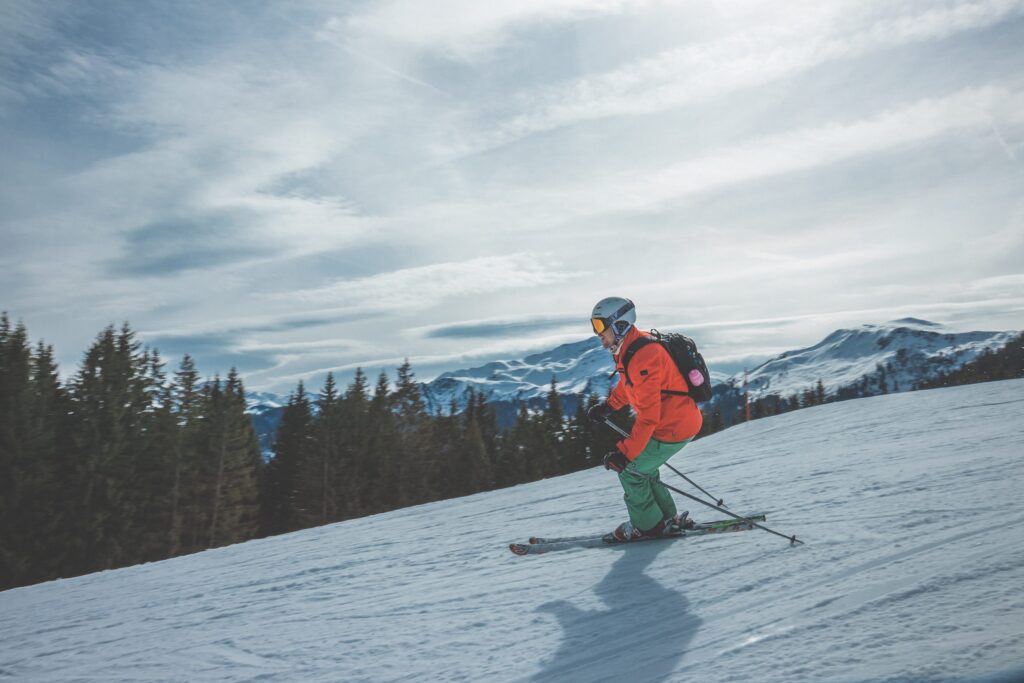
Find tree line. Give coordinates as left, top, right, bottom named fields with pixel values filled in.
left=259, top=366, right=626, bottom=535
left=1, top=316, right=261, bottom=591
left=915, top=333, right=1024, bottom=390
left=0, top=316, right=621, bottom=590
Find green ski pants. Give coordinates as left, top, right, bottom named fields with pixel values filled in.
left=618, top=437, right=693, bottom=532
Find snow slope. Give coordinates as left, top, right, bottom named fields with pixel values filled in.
left=3, top=379, right=1024, bottom=682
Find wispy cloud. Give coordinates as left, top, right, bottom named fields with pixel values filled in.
left=287, top=254, right=589, bottom=312
left=440, top=0, right=1024, bottom=155
left=337, top=0, right=649, bottom=60
left=0, top=1, right=74, bottom=106
left=518, top=83, right=1024, bottom=220
left=411, top=314, right=582, bottom=339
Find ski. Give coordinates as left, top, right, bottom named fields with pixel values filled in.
left=510, top=513, right=766, bottom=556
left=527, top=513, right=765, bottom=544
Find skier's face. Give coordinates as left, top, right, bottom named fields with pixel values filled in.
left=598, top=327, right=616, bottom=350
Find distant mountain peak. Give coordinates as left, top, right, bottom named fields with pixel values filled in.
left=885, top=317, right=943, bottom=328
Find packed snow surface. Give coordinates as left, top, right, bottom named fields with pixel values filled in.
left=3, top=379, right=1024, bottom=682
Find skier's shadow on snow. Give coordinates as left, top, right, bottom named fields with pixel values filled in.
left=533, top=542, right=699, bottom=682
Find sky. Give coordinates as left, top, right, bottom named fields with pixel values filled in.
left=2, top=0, right=1024, bottom=395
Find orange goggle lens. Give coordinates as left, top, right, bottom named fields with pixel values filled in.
left=591, top=317, right=609, bottom=335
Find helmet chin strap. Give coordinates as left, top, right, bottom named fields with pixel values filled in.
left=609, top=329, right=629, bottom=354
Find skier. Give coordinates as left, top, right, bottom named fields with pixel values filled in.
left=587, top=297, right=704, bottom=542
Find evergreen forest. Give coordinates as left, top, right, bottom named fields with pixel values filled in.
left=0, top=316, right=622, bottom=591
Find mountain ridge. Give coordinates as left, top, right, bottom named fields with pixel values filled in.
left=416, top=318, right=1016, bottom=412
left=245, top=318, right=1018, bottom=451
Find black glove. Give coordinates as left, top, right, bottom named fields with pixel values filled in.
left=587, top=401, right=613, bottom=424
left=603, top=449, right=629, bottom=473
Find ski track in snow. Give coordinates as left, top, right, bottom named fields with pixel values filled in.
left=2, top=380, right=1024, bottom=682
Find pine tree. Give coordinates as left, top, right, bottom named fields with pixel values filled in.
left=359, top=370, right=397, bottom=514
left=261, top=381, right=313, bottom=535
left=304, top=373, right=345, bottom=526
left=473, top=390, right=499, bottom=472
left=565, top=397, right=598, bottom=473
left=515, top=403, right=547, bottom=482
left=178, top=375, right=222, bottom=552
left=25, top=341, right=70, bottom=582
left=392, top=360, right=437, bottom=507
left=204, top=369, right=261, bottom=548
left=459, top=391, right=493, bottom=494
left=542, top=377, right=565, bottom=477
left=67, top=324, right=146, bottom=573
left=169, top=355, right=202, bottom=556
left=429, top=398, right=458, bottom=498
left=492, top=402, right=527, bottom=488
left=0, top=317, right=57, bottom=588
left=131, top=349, right=179, bottom=563
left=341, top=368, right=371, bottom=517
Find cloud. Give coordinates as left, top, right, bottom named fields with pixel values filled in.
left=140, top=312, right=379, bottom=345
left=106, top=213, right=273, bottom=277
left=413, top=314, right=582, bottom=339
left=141, top=331, right=280, bottom=375
left=287, top=254, right=589, bottom=312
left=142, top=324, right=362, bottom=380
left=967, top=273, right=1024, bottom=293
left=337, top=0, right=648, bottom=60
left=0, top=1, right=72, bottom=106
left=516, top=83, right=1024, bottom=221
left=0, top=64, right=375, bottom=303
left=440, top=0, right=1024, bottom=155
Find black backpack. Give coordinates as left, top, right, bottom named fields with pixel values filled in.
left=620, top=330, right=713, bottom=403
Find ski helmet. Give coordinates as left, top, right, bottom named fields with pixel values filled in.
left=590, top=297, right=636, bottom=342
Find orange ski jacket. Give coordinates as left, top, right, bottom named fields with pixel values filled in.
left=607, top=327, right=704, bottom=459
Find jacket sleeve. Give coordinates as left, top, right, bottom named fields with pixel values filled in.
left=616, top=346, right=665, bottom=460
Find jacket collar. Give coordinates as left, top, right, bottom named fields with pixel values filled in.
left=613, top=326, right=646, bottom=362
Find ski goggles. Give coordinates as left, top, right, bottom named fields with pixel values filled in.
left=590, top=300, right=634, bottom=335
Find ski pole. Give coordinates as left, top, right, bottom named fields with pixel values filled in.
left=603, top=418, right=727, bottom=507
left=627, top=468, right=803, bottom=546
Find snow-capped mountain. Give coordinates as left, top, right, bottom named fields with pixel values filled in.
left=5, top=379, right=1024, bottom=681
left=245, top=391, right=284, bottom=413
left=720, top=318, right=1017, bottom=400
left=419, top=337, right=612, bottom=415
left=244, top=318, right=1017, bottom=445
left=245, top=392, right=287, bottom=461
left=418, top=318, right=1016, bottom=412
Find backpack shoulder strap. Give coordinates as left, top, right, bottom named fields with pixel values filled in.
left=622, top=330, right=691, bottom=396
left=620, top=334, right=657, bottom=386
